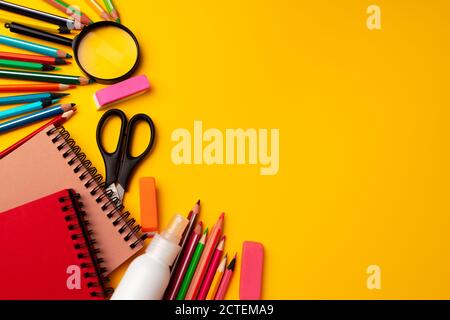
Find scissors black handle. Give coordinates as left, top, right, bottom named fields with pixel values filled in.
left=96, top=109, right=128, bottom=187
left=117, top=113, right=156, bottom=191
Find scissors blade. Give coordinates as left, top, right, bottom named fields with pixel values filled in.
left=105, top=183, right=124, bottom=204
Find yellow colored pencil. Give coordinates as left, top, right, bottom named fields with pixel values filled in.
left=206, top=254, right=227, bottom=300
left=85, top=0, right=111, bottom=21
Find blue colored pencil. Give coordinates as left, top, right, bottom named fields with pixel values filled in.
left=0, top=35, right=71, bottom=58
left=0, top=92, right=68, bottom=106
left=0, top=99, right=61, bottom=121
left=0, top=103, right=75, bottom=133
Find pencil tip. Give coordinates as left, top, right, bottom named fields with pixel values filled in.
left=219, top=212, right=224, bottom=220
left=66, top=53, right=72, bottom=58
left=43, top=65, right=56, bottom=71
left=70, top=103, right=76, bottom=107
left=196, top=199, right=200, bottom=205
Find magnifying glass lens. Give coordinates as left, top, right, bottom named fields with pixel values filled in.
left=75, top=23, right=139, bottom=82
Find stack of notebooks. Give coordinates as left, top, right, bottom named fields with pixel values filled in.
left=0, top=123, right=147, bottom=299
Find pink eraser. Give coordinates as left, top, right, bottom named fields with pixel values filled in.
left=94, top=75, right=150, bottom=110
left=240, top=241, right=264, bottom=300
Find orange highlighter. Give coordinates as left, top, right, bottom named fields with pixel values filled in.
left=139, top=177, right=158, bottom=234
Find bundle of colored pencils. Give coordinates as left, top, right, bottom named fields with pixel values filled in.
left=163, top=201, right=237, bottom=300
left=0, top=92, right=76, bottom=134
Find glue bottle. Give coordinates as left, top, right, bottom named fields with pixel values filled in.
left=111, top=214, right=189, bottom=300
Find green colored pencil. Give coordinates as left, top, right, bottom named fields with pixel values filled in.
left=176, top=229, right=208, bottom=300
left=103, top=0, right=120, bottom=23
left=0, top=69, right=93, bottom=85
left=0, top=59, right=59, bottom=71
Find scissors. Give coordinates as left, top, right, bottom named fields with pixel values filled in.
left=96, top=109, right=155, bottom=203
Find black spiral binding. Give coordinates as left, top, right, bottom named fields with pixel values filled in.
left=59, top=190, right=113, bottom=298
left=46, top=125, right=149, bottom=249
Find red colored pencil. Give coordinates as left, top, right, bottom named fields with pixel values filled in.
left=170, top=201, right=200, bottom=272
left=0, top=109, right=75, bottom=160
left=0, top=83, right=76, bottom=93
left=197, top=236, right=226, bottom=300
left=215, top=253, right=237, bottom=300
left=44, top=0, right=93, bottom=26
left=0, top=52, right=70, bottom=65
left=164, top=222, right=203, bottom=300
left=185, top=212, right=224, bottom=300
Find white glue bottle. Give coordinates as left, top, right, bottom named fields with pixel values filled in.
left=111, top=214, right=189, bottom=300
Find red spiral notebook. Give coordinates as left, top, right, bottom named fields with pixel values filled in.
left=0, top=189, right=111, bottom=300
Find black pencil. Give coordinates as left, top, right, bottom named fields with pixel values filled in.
left=0, top=0, right=83, bottom=30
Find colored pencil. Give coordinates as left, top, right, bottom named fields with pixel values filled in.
left=0, top=103, right=75, bottom=134
left=5, top=22, right=73, bottom=47
left=0, top=52, right=69, bottom=66
left=0, top=99, right=60, bottom=121
left=197, top=236, right=226, bottom=300
left=0, top=109, right=75, bottom=160
left=0, top=92, right=68, bottom=106
left=215, top=254, right=236, bottom=300
left=165, top=222, right=203, bottom=300
left=185, top=213, right=224, bottom=300
left=103, top=0, right=120, bottom=23
left=0, top=0, right=83, bottom=30
left=0, top=83, right=76, bottom=93
left=170, top=200, right=200, bottom=274
left=206, top=255, right=227, bottom=300
left=0, top=35, right=71, bottom=58
left=85, top=0, right=112, bottom=21
left=44, top=0, right=93, bottom=25
left=176, top=229, right=208, bottom=300
left=0, top=69, right=92, bottom=85
left=0, top=15, right=71, bottom=34
left=0, top=59, right=58, bottom=71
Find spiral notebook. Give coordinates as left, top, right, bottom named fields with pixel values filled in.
left=0, top=124, right=146, bottom=274
left=0, top=189, right=111, bottom=300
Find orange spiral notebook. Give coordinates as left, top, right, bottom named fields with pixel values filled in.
left=0, top=189, right=111, bottom=300
left=0, top=124, right=147, bottom=274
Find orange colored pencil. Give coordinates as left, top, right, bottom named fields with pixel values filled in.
left=185, top=212, right=224, bottom=300
left=205, top=254, right=227, bottom=300
left=0, top=83, right=76, bottom=93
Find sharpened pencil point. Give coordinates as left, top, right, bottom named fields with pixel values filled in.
left=53, top=93, right=70, bottom=98
left=66, top=53, right=72, bottom=59
left=197, top=200, right=200, bottom=205
left=70, top=103, right=76, bottom=107
left=88, top=79, right=95, bottom=84
left=42, top=64, right=56, bottom=71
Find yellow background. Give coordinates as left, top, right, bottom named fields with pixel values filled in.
left=1, top=0, right=450, bottom=299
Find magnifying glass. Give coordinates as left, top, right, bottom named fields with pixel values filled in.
left=6, top=20, right=140, bottom=84
left=73, top=21, right=140, bottom=84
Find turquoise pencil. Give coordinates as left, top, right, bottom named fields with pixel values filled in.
left=0, top=92, right=68, bottom=106
left=0, top=35, right=71, bottom=58
left=0, top=99, right=60, bottom=121
left=0, top=103, right=75, bottom=134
